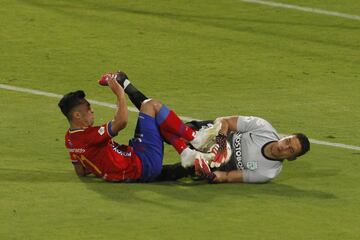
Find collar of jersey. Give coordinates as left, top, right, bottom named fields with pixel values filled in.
left=69, top=128, right=85, bottom=133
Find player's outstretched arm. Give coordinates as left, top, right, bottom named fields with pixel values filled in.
left=212, top=170, right=244, bottom=183
left=108, top=78, right=128, bottom=134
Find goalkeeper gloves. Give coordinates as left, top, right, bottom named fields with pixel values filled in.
left=210, top=133, right=228, bottom=168
left=194, top=158, right=216, bottom=182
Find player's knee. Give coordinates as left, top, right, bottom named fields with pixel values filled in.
left=151, top=99, right=163, bottom=112
left=140, top=99, right=162, bottom=113
left=140, top=99, right=162, bottom=112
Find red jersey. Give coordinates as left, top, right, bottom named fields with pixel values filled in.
left=64, top=122, right=142, bottom=182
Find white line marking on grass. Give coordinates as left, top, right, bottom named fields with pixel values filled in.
left=0, top=84, right=195, bottom=121
left=241, top=0, right=360, bottom=21
left=1, top=83, right=359, bottom=151
left=309, top=139, right=359, bottom=151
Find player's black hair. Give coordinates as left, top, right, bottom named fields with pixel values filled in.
left=293, top=133, right=310, bottom=158
left=58, top=90, right=87, bottom=121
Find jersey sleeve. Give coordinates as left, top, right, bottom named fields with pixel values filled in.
left=86, top=121, right=118, bottom=146
left=236, top=116, right=274, bottom=133
left=242, top=166, right=282, bottom=183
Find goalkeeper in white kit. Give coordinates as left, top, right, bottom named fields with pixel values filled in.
left=171, top=117, right=311, bottom=183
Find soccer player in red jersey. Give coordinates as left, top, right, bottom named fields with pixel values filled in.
left=58, top=74, right=218, bottom=182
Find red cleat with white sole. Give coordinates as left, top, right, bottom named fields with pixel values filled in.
left=98, top=73, right=115, bottom=86
left=98, top=71, right=129, bottom=86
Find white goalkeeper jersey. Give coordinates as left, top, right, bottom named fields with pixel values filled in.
left=219, top=116, right=283, bottom=183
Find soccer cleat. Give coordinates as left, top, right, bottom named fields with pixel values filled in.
left=98, top=72, right=114, bottom=86
left=180, top=148, right=197, bottom=168
left=98, top=71, right=129, bottom=87
left=190, top=121, right=222, bottom=151
left=201, top=151, right=215, bottom=164
left=180, top=148, right=215, bottom=168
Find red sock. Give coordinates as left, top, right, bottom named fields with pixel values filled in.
left=158, top=110, right=195, bottom=141
left=160, top=129, right=188, bottom=154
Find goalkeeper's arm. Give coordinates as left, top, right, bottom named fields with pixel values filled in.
left=214, top=116, right=239, bottom=135
left=212, top=170, right=244, bottom=183
left=212, top=169, right=273, bottom=183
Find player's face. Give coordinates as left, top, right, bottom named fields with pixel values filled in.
left=77, top=102, right=94, bottom=127
left=272, top=135, right=302, bottom=160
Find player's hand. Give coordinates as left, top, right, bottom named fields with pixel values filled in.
left=210, top=133, right=227, bottom=168
left=108, top=76, right=124, bottom=97
left=194, top=158, right=216, bottom=182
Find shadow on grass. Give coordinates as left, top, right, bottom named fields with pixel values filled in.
left=79, top=176, right=337, bottom=207
left=0, top=167, right=336, bottom=211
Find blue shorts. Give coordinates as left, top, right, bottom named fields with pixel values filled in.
left=129, top=112, right=164, bottom=182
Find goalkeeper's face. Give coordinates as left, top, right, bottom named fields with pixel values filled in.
left=273, top=135, right=302, bottom=160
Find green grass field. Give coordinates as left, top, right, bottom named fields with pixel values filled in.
left=1, top=0, right=359, bottom=239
